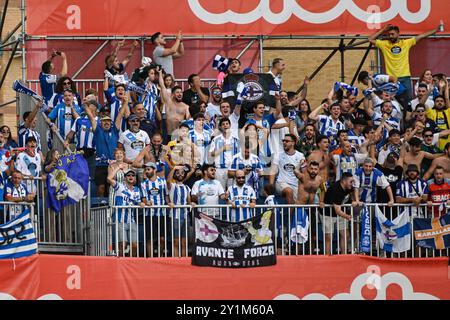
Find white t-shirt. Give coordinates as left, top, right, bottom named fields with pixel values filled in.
left=270, top=118, right=290, bottom=157
left=206, top=103, right=222, bottom=119
left=191, top=179, right=225, bottom=217
left=118, top=129, right=150, bottom=162
left=15, top=152, right=42, bottom=193
left=372, top=95, right=403, bottom=120
left=274, top=150, right=305, bottom=187
left=409, top=97, right=434, bottom=111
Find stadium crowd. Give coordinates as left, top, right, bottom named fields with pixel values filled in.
left=1, top=25, right=450, bottom=255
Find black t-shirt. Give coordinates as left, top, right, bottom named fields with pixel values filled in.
left=323, top=181, right=353, bottom=217
left=375, top=164, right=403, bottom=203
left=182, top=87, right=210, bottom=106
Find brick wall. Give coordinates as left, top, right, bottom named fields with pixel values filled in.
left=0, top=4, right=23, bottom=138
left=262, top=39, right=377, bottom=107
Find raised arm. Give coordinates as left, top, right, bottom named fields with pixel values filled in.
left=368, top=24, right=391, bottom=45
left=121, top=40, right=139, bottom=68
left=59, top=52, right=68, bottom=78
left=308, top=103, right=325, bottom=122
left=25, top=100, right=42, bottom=129
left=84, top=103, right=98, bottom=132
left=173, top=31, right=184, bottom=59
left=161, top=31, right=182, bottom=57
left=416, top=25, right=440, bottom=43
left=157, top=69, right=170, bottom=104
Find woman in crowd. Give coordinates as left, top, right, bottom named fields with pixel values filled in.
left=108, top=148, right=132, bottom=205
left=0, top=126, right=18, bottom=150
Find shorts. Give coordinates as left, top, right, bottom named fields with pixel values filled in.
left=94, top=166, right=108, bottom=186
left=320, top=215, right=348, bottom=234
left=145, top=216, right=173, bottom=242
left=172, top=217, right=187, bottom=239
left=275, top=181, right=298, bottom=202
left=115, top=222, right=138, bottom=243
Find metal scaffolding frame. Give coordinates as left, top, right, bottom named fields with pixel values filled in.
left=0, top=1, right=448, bottom=110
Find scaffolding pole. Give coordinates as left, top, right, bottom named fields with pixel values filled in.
left=0, top=40, right=19, bottom=88
left=72, top=40, right=109, bottom=79
left=0, top=0, right=9, bottom=42
left=350, top=44, right=373, bottom=86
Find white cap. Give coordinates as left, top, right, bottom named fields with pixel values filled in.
left=141, top=57, right=152, bottom=67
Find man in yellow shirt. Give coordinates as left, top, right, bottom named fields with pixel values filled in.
left=426, top=95, right=450, bottom=150
left=368, top=24, right=441, bottom=107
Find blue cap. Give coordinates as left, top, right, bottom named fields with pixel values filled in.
left=243, top=68, right=254, bottom=75
left=245, top=119, right=257, bottom=125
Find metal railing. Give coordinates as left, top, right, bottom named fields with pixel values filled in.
left=87, top=203, right=449, bottom=259
left=25, top=79, right=218, bottom=101
left=22, top=177, right=89, bottom=253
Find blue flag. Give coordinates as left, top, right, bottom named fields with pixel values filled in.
left=0, top=209, right=37, bottom=259
left=360, top=206, right=371, bottom=253
left=414, top=214, right=450, bottom=250
left=46, top=153, right=89, bottom=213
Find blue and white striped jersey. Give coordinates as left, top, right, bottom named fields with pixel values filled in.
left=332, top=153, right=367, bottom=181
left=169, top=182, right=191, bottom=219
left=4, top=181, right=29, bottom=221
left=48, top=103, right=83, bottom=139
left=39, top=72, right=57, bottom=104
left=354, top=168, right=389, bottom=203
left=396, top=178, right=429, bottom=216
left=50, top=92, right=82, bottom=109
left=227, top=184, right=256, bottom=221
left=141, top=177, right=169, bottom=216
left=347, top=130, right=366, bottom=151
left=189, top=128, right=212, bottom=165
left=317, top=115, right=345, bottom=138
left=209, top=134, right=240, bottom=169
left=71, top=116, right=95, bottom=149
left=112, top=182, right=142, bottom=223
left=142, top=82, right=159, bottom=122
left=18, top=124, right=42, bottom=153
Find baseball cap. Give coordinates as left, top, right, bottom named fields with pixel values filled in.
left=25, top=136, right=37, bottom=144
left=406, top=164, right=419, bottom=173
left=124, top=168, right=136, bottom=176
left=243, top=67, right=254, bottom=75
left=100, top=115, right=112, bottom=121
left=128, top=114, right=139, bottom=122
left=144, top=162, right=157, bottom=169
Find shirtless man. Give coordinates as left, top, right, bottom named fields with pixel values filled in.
left=308, top=135, right=331, bottom=183
left=399, top=136, right=442, bottom=175
left=423, top=142, right=450, bottom=180
left=158, top=69, right=190, bottom=138
left=296, top=161, right=324, bottom=205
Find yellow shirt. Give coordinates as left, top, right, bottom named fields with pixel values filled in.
left=375, top=38, right=416, bottom=77
left=426, top=108, right=450, bottom=150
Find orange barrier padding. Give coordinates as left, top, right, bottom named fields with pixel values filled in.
left=0, top=254, right=448, bottom=300
left=27, top=0, right=446, bottom=36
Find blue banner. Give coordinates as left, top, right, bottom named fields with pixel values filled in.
left=360, top=206, right=371, bottom=253
left=414, top=214, right=450, bottom=250
left=46, top=153, right=89, bottom=213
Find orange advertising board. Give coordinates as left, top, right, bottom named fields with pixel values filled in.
left=0, top=255, right=448, bottom=300
left=27, top=1, right=447, bottom=36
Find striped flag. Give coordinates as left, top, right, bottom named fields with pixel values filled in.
left=0, top=209, right=37, bottom=259
left=375, top=206, right=411, bottom=253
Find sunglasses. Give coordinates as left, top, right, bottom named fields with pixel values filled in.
left=236, top=177, right=245, bottom=179
left=424, top=134, right=433, bottom=138
left=1, top=130, right=10, bottom=134
left=125, top=174, right=136, bottom=177
left=212, top=91, right=221, bottom=95
left=63, top=81, right=71, bottom=85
